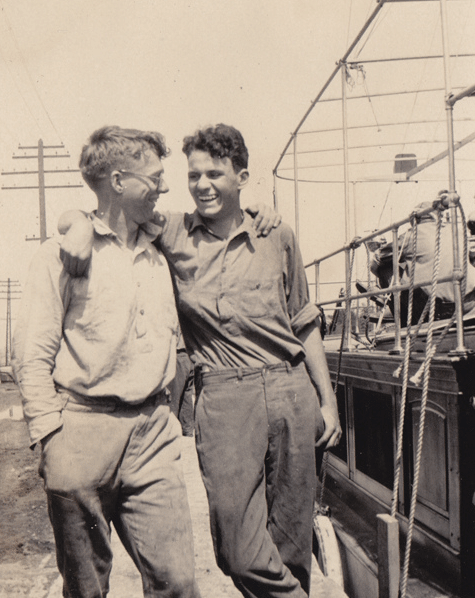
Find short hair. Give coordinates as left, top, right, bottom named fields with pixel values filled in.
left=79, top=126, right=169, bottom=189
left=182, top=124, right=248, bottom=172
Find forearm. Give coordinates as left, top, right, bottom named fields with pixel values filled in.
left=299, top=322, right=335, bottom=406
left=298, top=320, right=341, bottom=448
left=12, top=242, right=68, bottom=447
left=15, top=374, right=65, bottom=448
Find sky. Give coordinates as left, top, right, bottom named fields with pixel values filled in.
left=0, top=0, right=374, bottom=217
left=0, top=0, right=378, bottom=357
left=0, top=0, right=474, bottom=360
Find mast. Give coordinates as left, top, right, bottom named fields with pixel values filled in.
left=440, top=0, right=467, bottom=355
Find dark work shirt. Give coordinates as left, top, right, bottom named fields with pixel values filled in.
left=157, top=211, right=320, bottom=369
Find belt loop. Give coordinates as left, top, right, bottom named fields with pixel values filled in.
left=237, top=367, right=243, bottom=381
left=285, top=361, right=292, bottom=374
left=194, top=366, right=203, bottom=398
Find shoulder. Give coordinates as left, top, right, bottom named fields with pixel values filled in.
left=25, top=238, right=68, bottom=286
left=32, top=237, right=62, bottom=264
left=161, top=211, right=191, bottom=233
left=263, top=221, right=298, bottom=250
left=160, top=211, right=195, bottom=247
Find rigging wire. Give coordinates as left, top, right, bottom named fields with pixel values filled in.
left=376, top=184, right=393, bottom=232
left=0, top=5, right=63, bottom=143
left=355, top=1, right=391, bottom=61
left=448, top=0, right=475, bottom=84
left=0, top=44, right=45, bottom=139
left=345, top=0, right=354, bottom=49
left=400, top=18, right=441, bottom=210
left=378, top=11, right=444, bottom=225
left=349, top=63, right=381, bottom=131
left=348, top=4, right=402, bottom=229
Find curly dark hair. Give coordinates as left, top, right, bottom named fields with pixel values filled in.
left=79, top=126, right=169, bottom=189
left=182, top=124, right=248, bottom=172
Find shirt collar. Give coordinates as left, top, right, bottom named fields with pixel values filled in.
left=187, top=209, right=258, bottom=249
left=90, top=211, right=160, bottom=257
left=90, top=211, right=116, bottom=238
left=186, top=210, right=208, bottom=234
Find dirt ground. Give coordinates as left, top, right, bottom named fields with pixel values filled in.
left=0, top=381, right=346, bottom=598
left=0, top=383, right=54, bottom=563
left=0, top=381, right=241, bottom=598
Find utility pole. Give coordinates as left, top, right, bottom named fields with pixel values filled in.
left=1, top=140, right=83, bottom=243
left=0, top=279, right=21, bottom=366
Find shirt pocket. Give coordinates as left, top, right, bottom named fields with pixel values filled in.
left=234, top=278, right=280, bottom=319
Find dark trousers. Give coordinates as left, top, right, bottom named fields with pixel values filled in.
left=168, top=351, right=195, bottom=437
left=194, top=362, right=324, bottom=598
left=39, top=391, right=200, bottom=598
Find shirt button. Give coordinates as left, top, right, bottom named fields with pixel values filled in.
left=219, top=293, right=225, bottom=299
left=137, top=282, right=141, bottom=287
left=140, top=309, right=145, bottom=315
left=222, top=267, right=226, bottom=273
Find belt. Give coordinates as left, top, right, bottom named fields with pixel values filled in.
left=58, top=387, right=171, bottom=413
left=194, top=357, right=306, bottom=389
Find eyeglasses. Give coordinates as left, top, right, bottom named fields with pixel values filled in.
left=119, top=169, right=163, bottom=190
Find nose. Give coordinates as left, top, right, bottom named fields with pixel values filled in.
left=196, top=174, right=210, bottom=190
left=158, top=179, right=169, bottom=194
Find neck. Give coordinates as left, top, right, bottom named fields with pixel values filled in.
left=203, top=210, right=244, bottom=240
left=96, top=204, right=139, bottom=249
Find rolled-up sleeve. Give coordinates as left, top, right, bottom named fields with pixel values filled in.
left=282, top=229, right=321, bottom=335
left=12, top=240, right=70, bottom=448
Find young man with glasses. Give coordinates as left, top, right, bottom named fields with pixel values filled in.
left=12, top=126, right=202, bottom=598
left=58, top=124, right=341, bottom=598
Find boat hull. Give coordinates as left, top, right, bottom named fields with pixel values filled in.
left=319, top=343, right=475, bottom=597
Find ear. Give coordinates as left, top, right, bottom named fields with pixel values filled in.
left=237, top=169, right=250, bottom=190
left=110, top=170, right=124, bottom=194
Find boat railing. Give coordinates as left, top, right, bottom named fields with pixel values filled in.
left=306, top=196, right=469, bottom=355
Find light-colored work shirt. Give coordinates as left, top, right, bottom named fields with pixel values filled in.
left=158, top=211, right=319, bottom=369
left=12, top=215, right=178, bottom=447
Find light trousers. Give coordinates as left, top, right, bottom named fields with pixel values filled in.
left=39, top=391, right=200, bottom=598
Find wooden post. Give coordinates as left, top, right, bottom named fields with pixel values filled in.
left=37, top=139, right=47, bottom=243
left=377, top=514, right=400, bottom=598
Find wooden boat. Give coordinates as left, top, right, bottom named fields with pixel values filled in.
left=273, top=1, right=475, bottom=597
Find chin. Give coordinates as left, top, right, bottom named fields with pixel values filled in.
left=197, top=208, right=217, bottom=219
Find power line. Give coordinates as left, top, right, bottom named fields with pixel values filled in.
left=0, top=5, right=62, bottom=141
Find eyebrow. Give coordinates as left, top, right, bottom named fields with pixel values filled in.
left=188, top=168, right=223, bottom=174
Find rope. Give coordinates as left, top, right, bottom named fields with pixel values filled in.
left=371, top=230, right=410, bottom=344
left=364, top=242, right=372, bottom=310
left=458, top=204, right=468, bottom=300
left=404, top=204, right=468, bottom=386
left=318, top=247, right=356, bottom=510
left=399, top=210, right=443, bottom=598
left=390, top=203, right=468, bottom=597
left=391, top=216, right=419, bottom=518
left=360, top=242, right=375, bottom=344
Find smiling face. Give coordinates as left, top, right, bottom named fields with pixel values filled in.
left=117, top=149, right=168, bottom=226
left=187, top=150, right=249, bottom=224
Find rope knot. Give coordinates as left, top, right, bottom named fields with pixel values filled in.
left=436, top=189, right=460, bottom=209
left=349, top=236, right=363, bottom=249
left=393, top=363, right=403, bottom=378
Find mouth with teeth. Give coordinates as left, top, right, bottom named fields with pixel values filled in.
left=198, top=194, right=218, bottom=203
